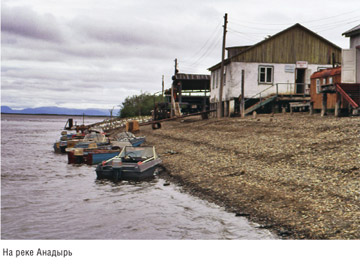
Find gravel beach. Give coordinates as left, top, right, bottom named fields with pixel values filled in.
left=140, top=113, right=360, bottom=239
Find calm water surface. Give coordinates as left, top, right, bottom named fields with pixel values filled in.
left=1, top=114, right=276, bottom=240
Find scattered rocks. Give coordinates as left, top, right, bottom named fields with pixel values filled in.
left=142, top=113, right=360, bottom=239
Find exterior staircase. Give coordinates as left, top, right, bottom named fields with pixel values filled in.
left=336, top=83, right=360, bottom=109
left=244, top=94, right=277, bottom=115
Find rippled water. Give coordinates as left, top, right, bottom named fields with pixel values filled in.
left=1, top=114, right=276, bottom=240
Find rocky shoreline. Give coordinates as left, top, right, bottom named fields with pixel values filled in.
left=139, top=113, right=359, bottom=239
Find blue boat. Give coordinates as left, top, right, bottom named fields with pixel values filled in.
left=110, top=132, right=145, bottom=149
left=95, top=146, right=161, bottom=182
left=85, top=149, right=121, bottom=165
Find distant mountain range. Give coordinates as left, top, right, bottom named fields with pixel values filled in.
left=1, top=106, right=111, bottom=116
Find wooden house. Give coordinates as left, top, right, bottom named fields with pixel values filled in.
left=208, top=23, right=342, bottom=116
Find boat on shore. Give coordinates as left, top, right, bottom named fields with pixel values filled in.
left=66, top=131, right=146, bottom=165
left=67, top=145, right=121, bottom=165
left=110, top=132, right=145, bottom=148
left=95, top=146, right=161, bottom=182
left=53, top=131, right=85, bottom=153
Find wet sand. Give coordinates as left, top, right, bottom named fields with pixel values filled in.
left=141, top=113, right=360, bottom=239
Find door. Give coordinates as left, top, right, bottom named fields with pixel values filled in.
left=295, top=68, right=305, bottom=93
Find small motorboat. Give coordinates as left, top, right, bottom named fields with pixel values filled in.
left=71, top=130, right=109, bottom=149
left=95, top=146, right=162, bottom=182
left=110, top=132, right=146, bottom=148
left=67, top=144, right=121, bottom=165
left=53, top=131, right=85, bottom=153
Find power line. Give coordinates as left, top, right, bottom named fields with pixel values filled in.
left=182, top=34, right=221, bottom=68
left=181, top=27, right=222, bottom=69
left=181, top=21, right=222, bottom=64
left=307, top=16, right=360, bottom=30
left=230, top=8, right=360, bottom=26
left=227, top=28, right=261, bottom=43
left=315, top=19, right=360, bottom=33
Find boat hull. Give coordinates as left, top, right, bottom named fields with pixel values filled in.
left=86, top=151, right=120, bottom=165
left=67, top=149, right=120, bottom=165
left=95, top=158, right=161, bottom=182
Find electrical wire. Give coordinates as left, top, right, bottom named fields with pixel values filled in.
left=181, top=27, right=222, bottom=69
left=230, top=8, right=360, bottom=26
left=181, top=21, right=222, bottom=64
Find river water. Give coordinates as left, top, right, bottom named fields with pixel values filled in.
left=1, top=114, right=276, bottom=240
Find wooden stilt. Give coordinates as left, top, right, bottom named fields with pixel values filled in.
left=321, top=93, right=327, bottom=117
left=335, top=92, right=341, bottom=117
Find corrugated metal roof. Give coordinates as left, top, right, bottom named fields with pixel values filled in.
left=173, top=73, right=210, bottom=80
left=310, top=67, right=341, bottom=79
left=343, top=24, right=360, bottom=37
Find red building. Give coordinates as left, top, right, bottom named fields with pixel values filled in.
left=309, top=24, right=360, bottom=116
left=310, top=67, right=360, bottom=115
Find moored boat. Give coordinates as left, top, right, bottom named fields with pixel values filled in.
left=67, top=145, right=121, bottom=165
left=110, top=131, right=146, bottom=148
left=53, top=131, right=85, bottom=153
left=86, top=149, right=121, bottom=165
left=95, top=146, right=161, bottom=182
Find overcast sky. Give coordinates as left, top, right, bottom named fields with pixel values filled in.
left=2, top=0, right=360, bottom=110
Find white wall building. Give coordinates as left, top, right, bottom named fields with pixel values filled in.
left=342, top=24, right=360, bottom=83
left=208, top=24, right=342, bottom=115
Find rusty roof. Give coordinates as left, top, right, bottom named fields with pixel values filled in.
left=310, top=67, right=341, bottom=79
left=172, top=73, right=210, bottom=81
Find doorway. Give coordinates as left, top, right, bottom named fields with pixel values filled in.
left=295, top=68, right=305, bottom=94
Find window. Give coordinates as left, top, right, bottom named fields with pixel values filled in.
left=316, top=79, right=320, bottom=94
left=329, top=77, right=333, bottom=84
left=322, top=78, right=326, bottom=85
left=259, top=66, right=273, bottom=84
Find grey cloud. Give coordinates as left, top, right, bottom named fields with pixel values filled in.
left=1, top=5, right=64, bottom=43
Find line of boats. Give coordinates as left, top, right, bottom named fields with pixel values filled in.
left=53, top=127, right=162, bottom=182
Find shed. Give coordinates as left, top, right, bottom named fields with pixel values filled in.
left=170, top=73, right=210, bottom=114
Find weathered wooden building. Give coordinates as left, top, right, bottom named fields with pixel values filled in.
left=153, top=73, right=210, bottom=120
left=209, top=23, right=342, bottom=116
left=310, top=67, right=341, bottom=110
left=171, top=73, right=210, bottom=114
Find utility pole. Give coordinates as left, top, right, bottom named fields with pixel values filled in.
left=162, top=75, right=164, bottom=96
left=241, top=70, right=245, bottom=118
left=171, top=58, right=178, bottom=117
left=174, top=58, right=178, bottom=74
left=218, top=13, right=228, bottom=118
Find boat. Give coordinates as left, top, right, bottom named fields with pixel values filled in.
left=53, top=131, right=85, bottom=153
left=71, top=130, right=109, bottom=149
left=66, top=131, right=145, bottom=165
left=95, top=146, right=162, bottom=182
left=110, top=132, right=146, bottom=148
left=85, top=149, right=121, bottom=165
left=67, top=144, right=121, bottom=165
